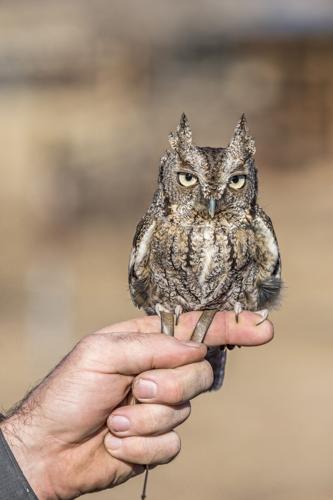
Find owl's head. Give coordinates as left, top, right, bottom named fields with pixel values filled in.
left=158, top=113, right=258, bottom=218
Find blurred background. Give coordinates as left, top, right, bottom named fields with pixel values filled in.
left=0, top=1, right=332, bottom=499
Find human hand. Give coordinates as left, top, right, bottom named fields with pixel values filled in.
left=0, top=311, right=273, bottom=499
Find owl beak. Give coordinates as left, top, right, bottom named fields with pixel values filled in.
left=208, top=198, right=216, bottom=218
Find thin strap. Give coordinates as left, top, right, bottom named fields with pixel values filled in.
left=190, top=310, right=218, bottom=343
left=160, top=311, right=175, bottom=336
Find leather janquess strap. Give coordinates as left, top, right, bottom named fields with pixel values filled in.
left=159, top=311, right=175, bottom=336
left=190, top=310, right=218, bottom=343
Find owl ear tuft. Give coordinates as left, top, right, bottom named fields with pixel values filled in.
left=168, top=113, right=192, bottom=153
left=229, top=114, right=256, bottom=157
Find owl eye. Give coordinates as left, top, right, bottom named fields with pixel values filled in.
left=229, top=174, right=246, bottom=190
left=177, top=172, right=198, bottom=187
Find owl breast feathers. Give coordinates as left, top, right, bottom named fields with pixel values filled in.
left=129, top=113, right=281, bottom=317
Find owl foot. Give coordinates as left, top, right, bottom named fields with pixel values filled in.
left=234, top=302, right=243, bottom=323
left=255, top=309, right=269, bottom=326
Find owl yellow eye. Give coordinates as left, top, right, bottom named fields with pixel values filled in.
left=177, top=172, right=198, bottom=187
left=229, top=174, right=246, bottom=190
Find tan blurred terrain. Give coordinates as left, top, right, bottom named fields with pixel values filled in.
left=0, top=2, right=333, bottom=499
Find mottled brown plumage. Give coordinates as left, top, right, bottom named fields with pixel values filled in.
left=129, top=113, right=281, bottom=388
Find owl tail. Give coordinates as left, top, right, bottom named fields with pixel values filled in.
left=206, top=347, right=227, bottom=390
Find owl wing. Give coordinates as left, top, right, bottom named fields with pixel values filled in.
left=254, top=207, right=282, bottom=308
left=128, top=213, right=156, bottom=311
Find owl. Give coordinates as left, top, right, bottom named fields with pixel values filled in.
left=129, top=113, right=281, bottom=389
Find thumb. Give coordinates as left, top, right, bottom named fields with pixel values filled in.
left=84, top=331, right=207, bottom=376
left=102, top=311, right=274, bottom=348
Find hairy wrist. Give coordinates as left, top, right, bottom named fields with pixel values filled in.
left=0, top=413, right=58, bottom=500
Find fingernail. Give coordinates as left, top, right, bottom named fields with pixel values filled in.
left=110, top=415, right=130, bottom=432
left=105, top=435, right=122, bottom=450
left=135, top=378, right=157, bottom=399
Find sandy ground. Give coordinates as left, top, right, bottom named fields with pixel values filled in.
left=1, top=159, right=333, bottom=500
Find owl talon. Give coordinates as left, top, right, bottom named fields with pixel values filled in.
left=234, top=302, right=243, bottom=323
left=255, top=309, right=269, bottom=326
left=155, top=303, right=168, bottom=317
left=174, top=305, right=183, bottom=325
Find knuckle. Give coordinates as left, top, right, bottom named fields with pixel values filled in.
left=170, top=369, right=189, bottom=403
left=75, top=333, right=95, bottom=353
left=142, top=437, right=156, bottom=462
left=150, top=432, right=181, bottom=465
left=202, top=360, right=214, bottom=389
left=142, top=432, right=181, bottom=465
left=144, top=405, right=171, bottom=436
left=77, top=332, right=109, bottom=356
left=179, top=401, right=191, bottom=420
left=121, top=436, right=146, bottom=462
left=71, top=334, right=99, bottom=363
left=146, top=404, right=187, bottom=435
left=167, top=432, right=181, bottom=462
left=168, top=377, right=185, bottom=403
left=144, top=405, right=160, bottom=433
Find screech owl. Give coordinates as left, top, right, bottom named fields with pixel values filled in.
left=129, top=113, right=281, bottom=388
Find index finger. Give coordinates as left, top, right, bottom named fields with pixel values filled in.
left=103, top=311, right=273, bottom=347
